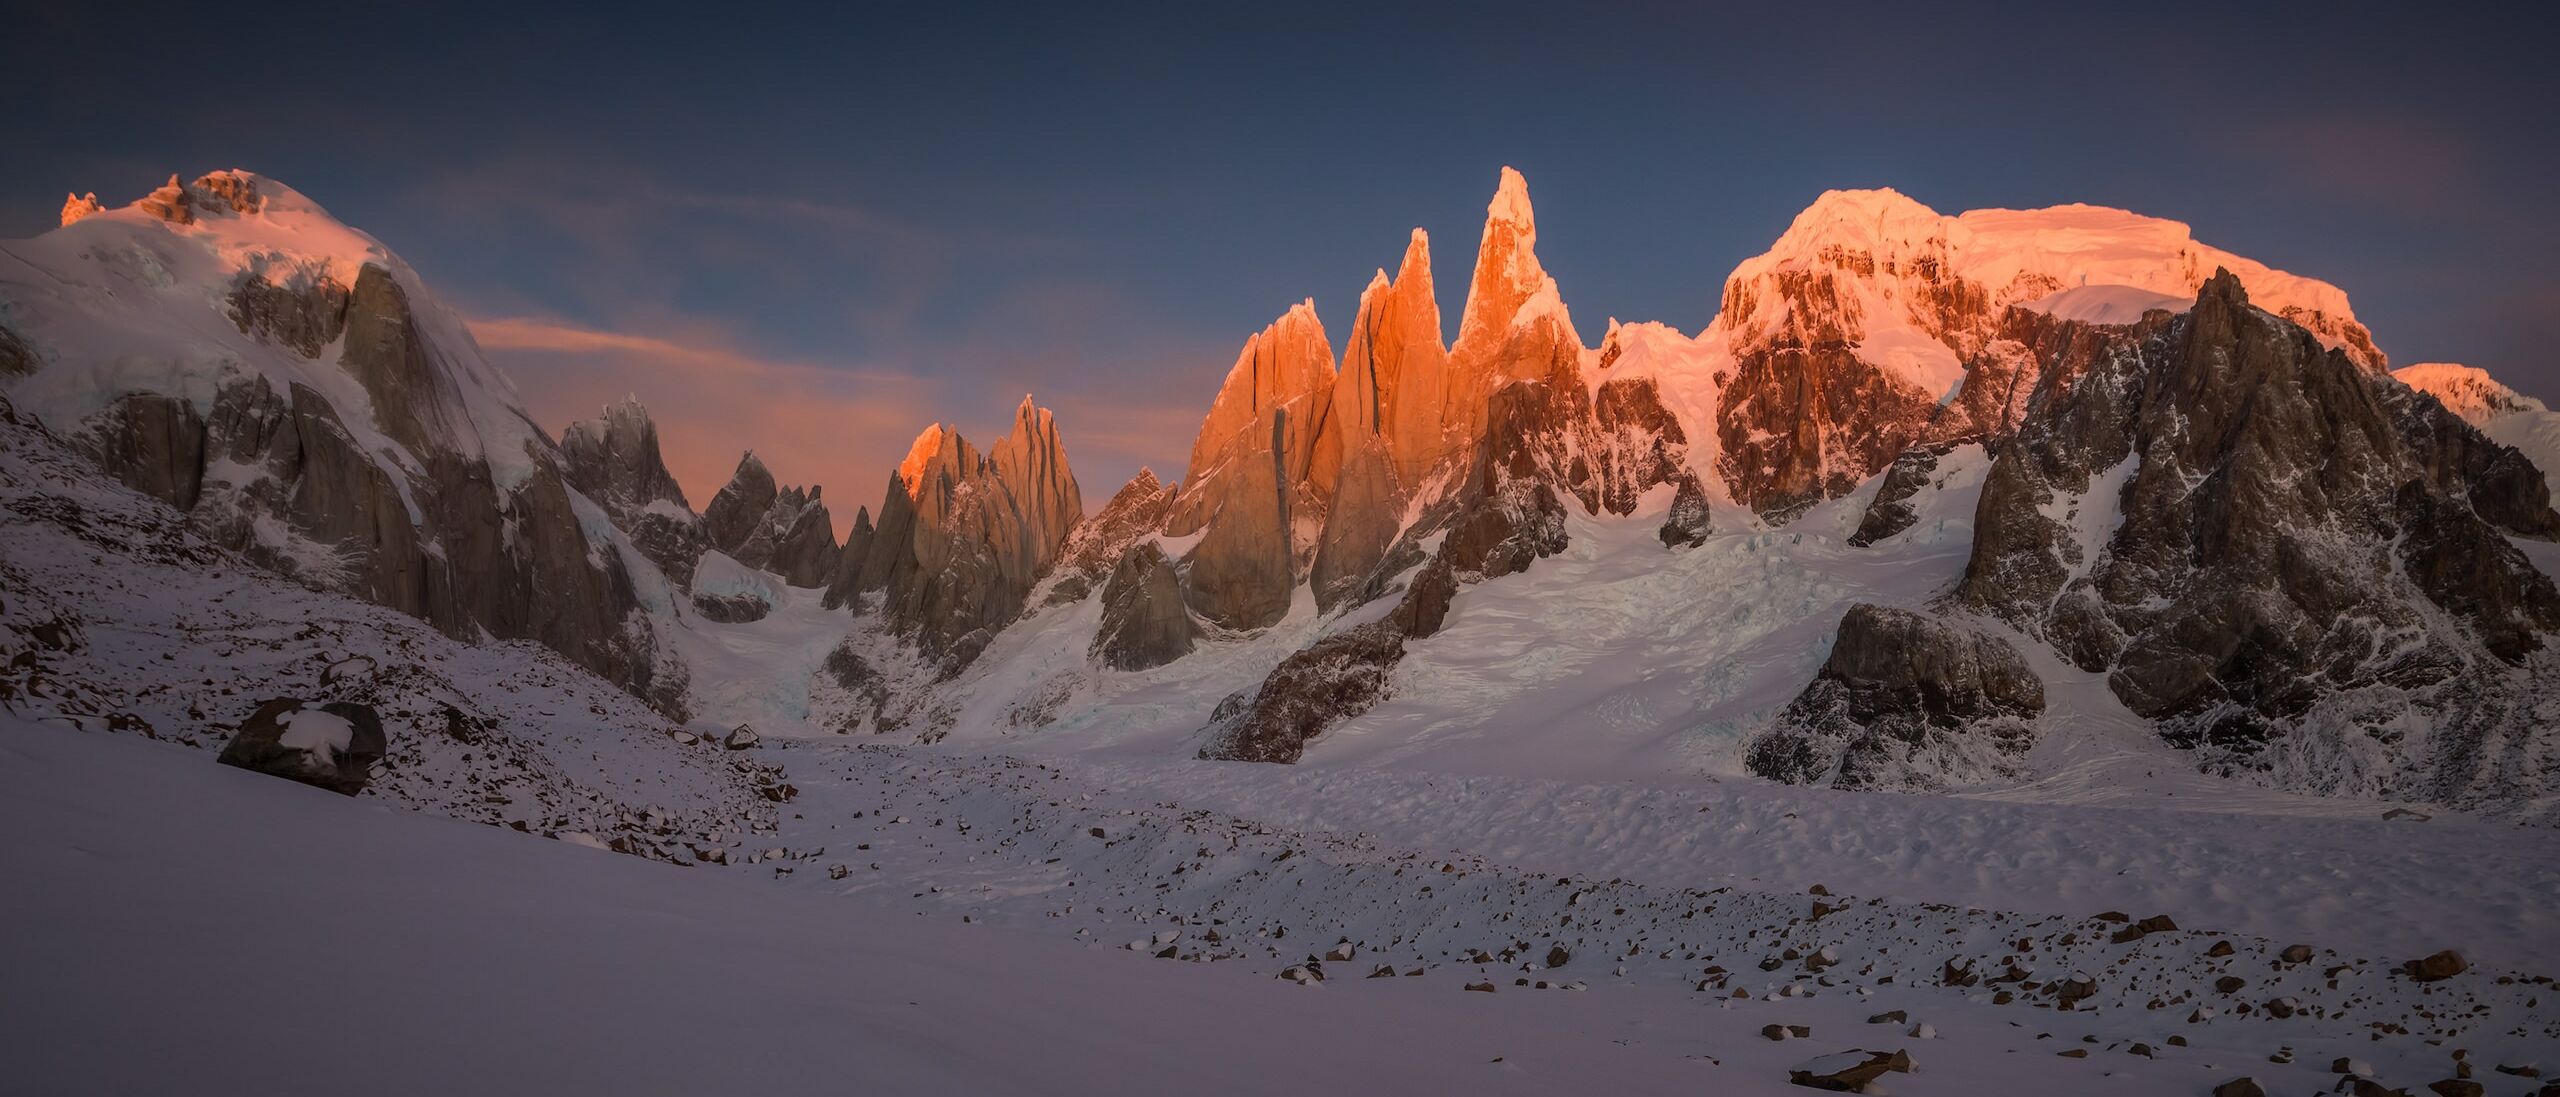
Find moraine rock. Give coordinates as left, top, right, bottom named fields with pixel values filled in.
left=217, top=698, right=388, bottom=796
left=558, top=399, right=707, bottom=588
left=1091, top=541, right=1195, bottom=671
left=1786, top=1048, right=1913, bottom=1093
left=1747, top=603, right=2044, bottom=791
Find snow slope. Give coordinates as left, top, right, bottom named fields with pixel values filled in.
left=13, top=714, right=2553, bottom=1096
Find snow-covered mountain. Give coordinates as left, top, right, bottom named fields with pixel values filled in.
left=12, top=165, right=2560, bottom=1097
left=3, top=172, right=687, bottom=711
left=9, top=168, right=2560, bottom=828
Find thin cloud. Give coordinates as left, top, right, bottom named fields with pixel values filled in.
left=470, top=315, right=937, bottom=535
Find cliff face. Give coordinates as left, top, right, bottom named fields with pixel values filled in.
left=3, top=171, right=684, bottom=712
left=1753, top=273, right=2560, bottom=810
left=560, top=399, right=706, bottom=588
left=831, top=399, right=1083, bottom=664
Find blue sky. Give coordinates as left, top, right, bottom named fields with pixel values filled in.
left=7, top=1, right=2553, bottom=521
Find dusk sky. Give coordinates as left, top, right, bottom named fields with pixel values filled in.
left=9, top=2, right=2553, bottom=526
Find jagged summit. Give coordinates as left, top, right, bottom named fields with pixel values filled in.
left=1164, top=300, right=1337, bottom=538
left=1453, top=166, right=1571, bottom=361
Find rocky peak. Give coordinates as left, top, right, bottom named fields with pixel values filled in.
left=560, top=398, right=691, bottom=515
left=1331, top=228, right=1449, bottom=493
left=59, top=192, right=102, bottom=227
left=989, top=394, right=1084, bottom=576
left=842, top=411, right=1086, bottom=663
left=1451, top=166, right=1569, bottom=366
left=1941, top=269, right=2560, bottom=811
left=702, top=451, right=778, bottom=553
left=698, top=451, right=835, bottom=589
left=559, top=398, right=707, bottom=589
left=1164, top=301, right=1337, bottom=537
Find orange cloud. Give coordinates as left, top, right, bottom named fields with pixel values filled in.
left=470, top=316, right=937, bottom=537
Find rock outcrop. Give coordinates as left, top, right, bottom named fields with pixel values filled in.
left=1849, top=441, right=1965, bottom=547
left=1746, top=604, right=2044, bottom=791
left=1091, top=542, right=1194, bottom=670
left=559, top=399, right=707, bottom=588
left=1164, top=303, right=1337, bottom=539
left=836, top=406, right=1083, bottom=661
left=1183, top=414, right=1298, bottom=630
left=701, top=453, right=837, bottom=587
left=1197, top=554, right=1454, bottom=764
left=1034, top=469, right=1176, bottom=609
left=1946, top=272, right=2560, bottom=809
left=217, top=698, right=389, bottom=796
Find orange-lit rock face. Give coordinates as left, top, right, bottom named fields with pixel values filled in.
left=1441, top=167, right=1582, bottom=490
left=59, top=192, right=103, bottom=227
left=989, top=395, right=1084, bottom=578
left=1330, top=229, right=1449, bottom=495
left=1704, top=187, right=2394, bottom=519
left=1164, top=301, right=1337, bottom=537
left=852, top=402, right=1082, bottom=660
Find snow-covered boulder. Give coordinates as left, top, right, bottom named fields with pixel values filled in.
left=216, top=699, right=387, bottom=796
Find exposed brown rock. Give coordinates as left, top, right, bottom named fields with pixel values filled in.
left=1309, top=433, right=1402, bottom=614
left=559, top=399, right=706, bottom=588
left=1747, top=604, right=2044, bottom=791
left=1183, top=412, right=1298, bottom=630
left=1091, top=541, right=1195, bottom=671
left=846, top=408, right=1083, bottom=660
left=217, top=699, right=388, bottom=797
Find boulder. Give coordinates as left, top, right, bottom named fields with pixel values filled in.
left=2405, top=950, right=2468, bottom=982
left=216, top=699, right=387, bottom=796
left=1747, top=604, right=2044, bottom=790
left=1786, top=1048, right=1912, bottom=1093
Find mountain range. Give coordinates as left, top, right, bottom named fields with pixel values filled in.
left=8, top=166, right=2558, bottom=823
